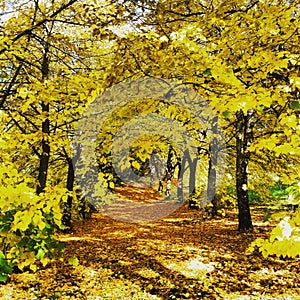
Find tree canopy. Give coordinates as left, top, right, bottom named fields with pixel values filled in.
left=0, top=0, right=299, bottom=291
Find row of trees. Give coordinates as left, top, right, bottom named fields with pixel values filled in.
left=0, top=0, right=299, bottom=280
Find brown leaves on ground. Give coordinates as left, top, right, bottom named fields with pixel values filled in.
left=1, top=186, right=300, bottom=299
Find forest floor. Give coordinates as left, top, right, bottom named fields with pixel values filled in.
left=1, top=186, right=300, bottom=299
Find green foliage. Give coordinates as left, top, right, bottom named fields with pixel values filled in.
left=270, top=182, right=290, bottom=199
left=68, top=256, right=79, bottom=267
left=249, top=182, right=300, bottom=258
left=0, top=251, right=13, bottom=283
left=0, top=164, right=66, bottom=282
left=290, top=101, right=300, bottom=110
left=248, top=189, right=262, bottom=205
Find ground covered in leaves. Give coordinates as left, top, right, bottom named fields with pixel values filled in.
left=1, top=200, right=300, bottom=299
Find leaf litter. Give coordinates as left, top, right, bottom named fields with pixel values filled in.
left=0, top=191, right=300, bottom=299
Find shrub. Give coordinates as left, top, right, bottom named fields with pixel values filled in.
left=0, top=164, right=66, bottom=282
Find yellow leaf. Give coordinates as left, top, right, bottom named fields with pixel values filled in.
left=131, top=160, right=140, bottom=170
left=68, top=256, right=79, bottom=266
left=109, top=181, right=115, bottom=189
left=40, top=257, right=50, bottom=267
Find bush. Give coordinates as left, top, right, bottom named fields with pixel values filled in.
left=248, top=182, right=300, bottom=258
left=248, top=189, right=262, bottom=205
left=0, top=164, right=66, bottom=282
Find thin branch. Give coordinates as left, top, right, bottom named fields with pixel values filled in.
left=0, top=0, right=78, bottom=55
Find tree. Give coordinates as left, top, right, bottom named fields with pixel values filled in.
left=0, top=0, right=127, bottom=278
left=207, top=116, right=219, bottom=216
left=87, top=95, right=209, bottom=206
left=235, top=110, right=254, bottom=230
left=0, top=0, right=299, bottom=283
left=106, top=0, right=299, bottom=230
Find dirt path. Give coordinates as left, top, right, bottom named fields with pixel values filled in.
left=102, top=185, right=183, bottom=223
left=1, top=187, right=300, bottom=299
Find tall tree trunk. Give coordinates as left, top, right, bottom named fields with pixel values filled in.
left=177, top=154, right=186, bottom=201
left=36, top=48, right=50, bottom=195
left=62, top=156, right=75, bottom=229
left=207, top=116, right=218, bottom=216
left=236, top=110, right=253, bottom=231
left=184, top=149, right=198, bottom=208
left=207, top=149, right=217, bottom=215
left=189, top=158, right=197, bottom=196
left=62, top=144, right=82, bottom=228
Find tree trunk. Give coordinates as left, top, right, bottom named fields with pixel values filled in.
left=62, top=144, right=82, bottom=228
left=177, top=152, right=187, bottom=201
left=189, top=157, right=197, bottom=196
left=184, top=149, right=198, bottom=208
left=236, top=110, right=253, bottom=231
left=36, top=49, right=50, bottom=195
left=207, top=116, right=218, bottom=216
left=62, top=156, right=75, bottom=229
